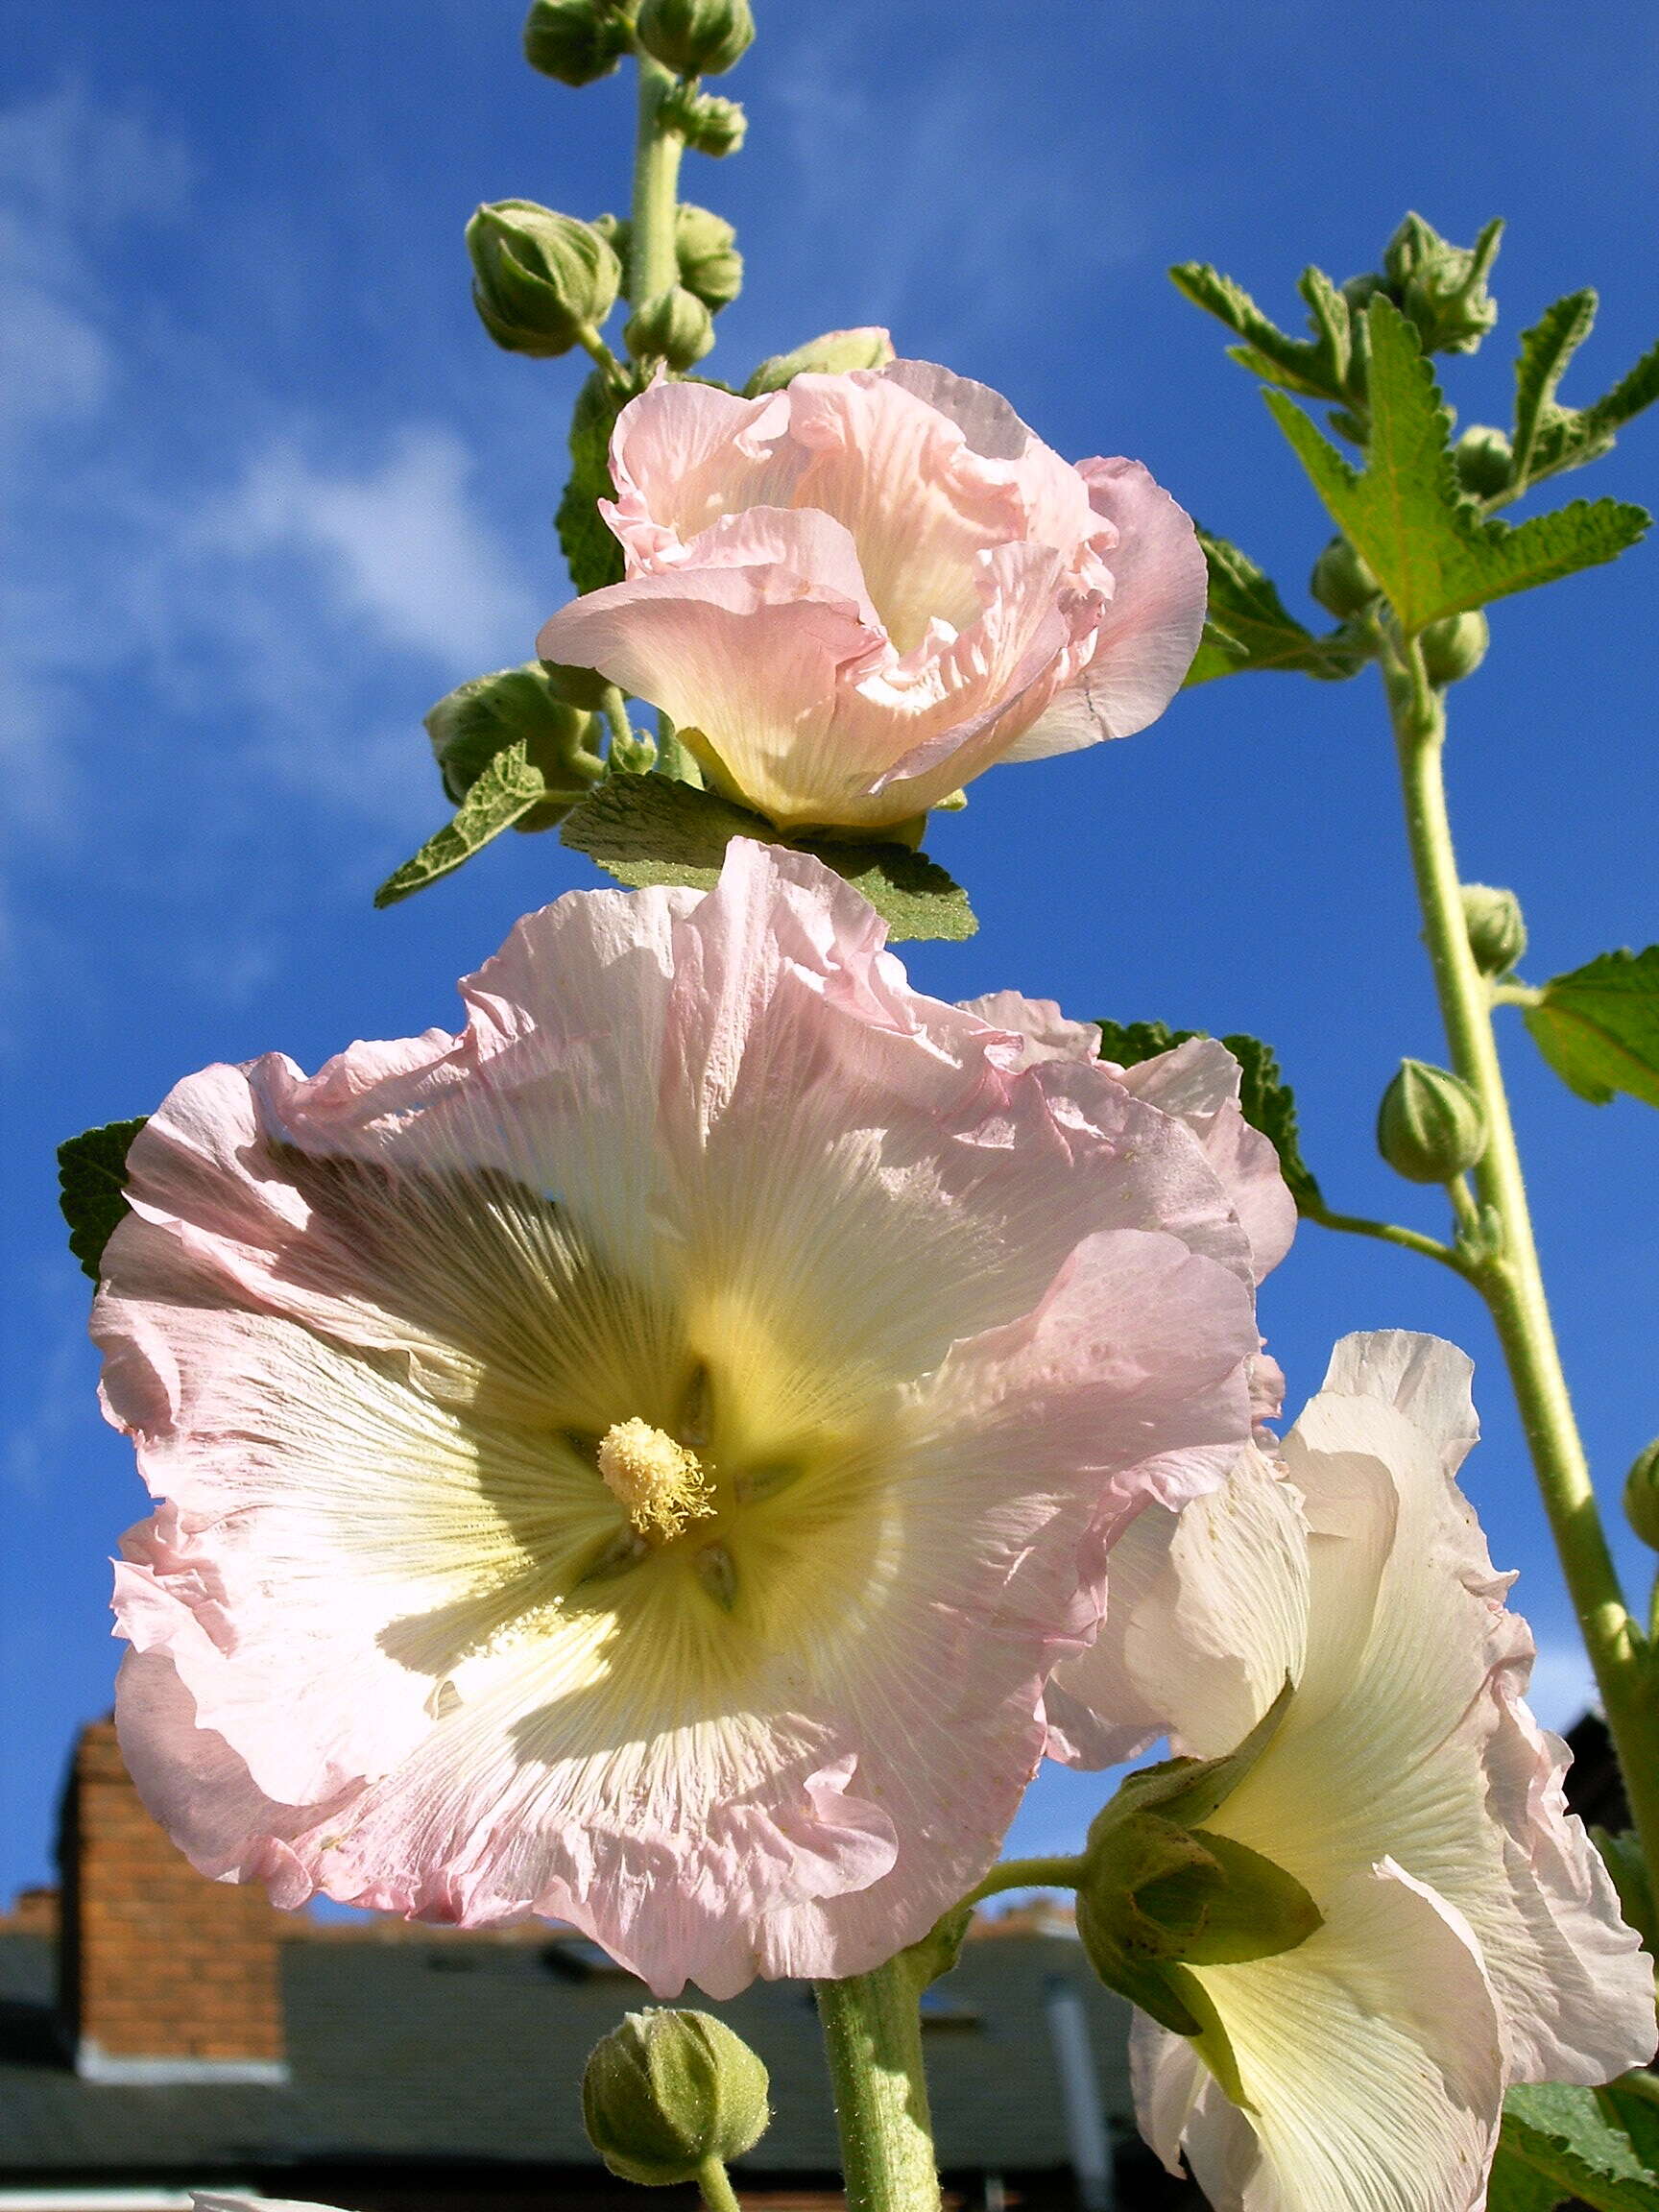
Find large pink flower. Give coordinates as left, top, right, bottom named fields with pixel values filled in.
left=96, top=842, right=1261, bottom=1998
left=536, top=363, right=1207, bottom=832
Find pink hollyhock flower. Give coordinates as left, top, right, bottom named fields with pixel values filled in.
left=1057, top=1332, right=1655, bottom=2212
left=535, top=362, right=1207, bottom=832
left=96, top=842, right=1261, bottom=1998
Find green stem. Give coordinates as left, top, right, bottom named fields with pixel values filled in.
left=573, top=322, right=628, bottom=385
left=696, top=2155, right=743, bottom=2212
left=629, top=56, right=685, bottom=306
left=814, top=1961, right=942, bottom=2212
left=961, top=1855, right=1082, bottom=1907
left=1302, top=1200, right=1471, bottom=1276
left=1381, top=633, right=1659, bottom=1875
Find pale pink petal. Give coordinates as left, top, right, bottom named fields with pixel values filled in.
left=1004, top=458, right=1206, bottom=758
left=956, top=991, right=1103, bottom=1069
left=100, top=842, right=1262, bottom=1996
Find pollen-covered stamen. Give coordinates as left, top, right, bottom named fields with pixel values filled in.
left=596, top=1417, right=716, bottom=1542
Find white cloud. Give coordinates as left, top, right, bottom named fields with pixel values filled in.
left=204, top=427, right=541, bottom=669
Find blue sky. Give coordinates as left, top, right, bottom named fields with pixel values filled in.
left=4, top=0, right=1658, bottom=1902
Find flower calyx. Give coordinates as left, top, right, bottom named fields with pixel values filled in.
left=521, top=0, right=633, bottom=86
left=1460, top=882, right=1527, bottom=978
left=467, top=200, right=621, bottom=358
left=426, top=663, right=606, bottom=827
left=635, top=0, right=755, bottom=79
left=1376, top=1058, right=1487, bottom=1185
left=1074, top=1685, right=1320, bottom=2042
left=583, top=2008, right=770, bottom=2186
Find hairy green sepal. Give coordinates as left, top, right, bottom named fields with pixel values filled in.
left=58, top=1118, right=149, bottom=1282
left=559, top=774, right=976, bottom=941
left=375, top=742, right=571, bottom=907
left=1523, top=948, right=1659, bottom=1108
left=1265, top=298, right=1649, bottom=634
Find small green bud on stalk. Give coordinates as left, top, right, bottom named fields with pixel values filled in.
left=745, top=325, right=895, bottom=396
left=521, top=0, right=632, bottom=85
left=582, top=2008, right=770, bottom=2185
left=1420, top=610, right=1488, bottom=688
left=468, top=201, right=620, bottom=357
left=661, top=84, right=747, bottom=156
left=626, top=285, right=715, bottom=369
left=636, top=0, right=755, bottom=77
left=1377, top=1060, right=1487, bottom=1185
left=674, top=204, right=742, bottom=310
left=426, top=665, right=604, bottom=830
left=1460, top=884, right=1527, bottom=977
left=1309, top=536, right=1380, bottom=619
left=1623, top=1441, right=1659, bottom=1552
left=1454, top=424, right=1514, bottom=499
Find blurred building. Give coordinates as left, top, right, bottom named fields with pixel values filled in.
left=0, top=1722, right=1199, bottom=2211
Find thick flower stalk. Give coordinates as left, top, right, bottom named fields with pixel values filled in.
left=1053, top=1331, right=1655, bottom=2212
left=95, top=841, right=1263, bottom=1998
left=536, top=361, right=1207, bottom=832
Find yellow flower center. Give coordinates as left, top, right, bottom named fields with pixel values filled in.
left=596, top=1418, right=716, bottom=1543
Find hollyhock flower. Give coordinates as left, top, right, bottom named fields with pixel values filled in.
left=535, top=362, right=1207, bottom=832
left=96, top=841, right=1261, bottom=1999
left=1057, top=1331, right=1655, bottom=2212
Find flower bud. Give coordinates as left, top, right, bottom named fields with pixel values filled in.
left=661, top=84, right=747, bottom=156
left=1420, top=610, right=1489, bottom=687
left=1382, top=212, right=1500, bottom=356
left=468, top=201, right=620, bottom=358
left=674, top=204, right=741, bottom=310
left=1460, top=884, right=1527, bottom=977
left=521, top=0, right=632, bottom=85
left=1377, top=1060, right=1487, bottom=1185
left=582, top=2008, right=770, bottom=2185
left=1623, top=1440, right=1659, bottom=1552
left=1309, top=536, right=1380, bottom=619
left=425, top=665, right=604, bottom=830
left=625, top=284, right=715, bottom=369
left=1454, top=424, right=1513, bottom=499
left=636, top=0, right=755, bottom=78
left=745, top=325, right=896, bottom=396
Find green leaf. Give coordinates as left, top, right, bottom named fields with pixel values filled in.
left=374, top=741, right=553, bottom=907
left=1094, top=1021, right=1323, bottom=1212
left=1264, top=297, right=1649, bottom=632
left=1593, top=1829, right=1658, bottom=1953
left=1183, top=528, right=1368, bottom=685
left=1516, top=313, right=1659, bottom=493
left=1497, top=2082, right=1659, bottom=2211
left=558, top=774, right=977, bottom=942
left=557, top=369, right=628, bottom=596
left=1524, top=947, right=1659, bottom=1108
left=1601, top=2077, right=1659, bottom=2178
left=1487, top=2147, right=1569, bottom=2212
left=1170, top=262, right=1343, bottom=400
left=1512, top=289, right=1599, bottom=485
left=58, top=1118, right=149, bottom=1282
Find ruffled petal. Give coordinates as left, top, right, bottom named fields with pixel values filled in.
left=1004, top=458, right=1206, bottom=757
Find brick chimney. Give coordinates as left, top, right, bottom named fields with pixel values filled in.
left=56, top=1719, right=288, bottom=2083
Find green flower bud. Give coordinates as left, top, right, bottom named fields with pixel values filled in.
left=625, top=284, right=715, bottom=369
left=1454, top=424, right=1514, bottom=499
left=674, top=204, right=741, bottom=310
left=1420, top=610, right=1489, bottom=688
left=1460, top=883, right=1527, bottom=977
left=1382, top=212, right=1501, bottom=356
left=521, top=0, right=632, bottom=85
left=661, top=84, right=747, bottom=156
left=468, top=201, right=620, bottom=358
left=745, top=325, right=896, bottom=396
left=1377, top=1059, right=1487, bottom=1185
left=425, top=665, right=604, bottom=831
left=1623, top=1440, right=1659, bottom=1551
left=1309, top=536, right=1380, bottom=619
left=582, top=2008, right=770, bottom=2185
left=636, top=0, right=755, bottom=78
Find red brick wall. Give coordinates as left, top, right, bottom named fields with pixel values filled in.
left=57, top=1719, right=286, bottom=2073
